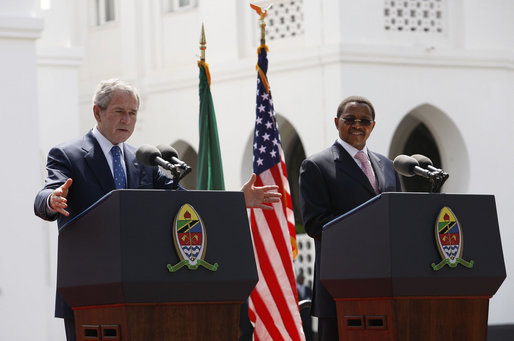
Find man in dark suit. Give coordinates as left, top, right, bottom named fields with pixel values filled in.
left=34, top=79, right=281, bottom=341
left=299, top=95, right=401, bottom=340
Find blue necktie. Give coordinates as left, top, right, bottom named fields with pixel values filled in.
left=111, top=146, right=126, bottom=189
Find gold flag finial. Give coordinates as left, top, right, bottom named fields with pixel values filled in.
left=200, top=23, right=206, bottom=61
left=250, top=3, right=272, bottom=46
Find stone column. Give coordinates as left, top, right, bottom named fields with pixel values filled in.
left=0, top=1, right=48, bottom=340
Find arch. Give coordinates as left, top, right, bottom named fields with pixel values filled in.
left=241, top=113, right=307, bottom=229
left=389, top=103, right=469, bottom=193
left=170, top=139, right=197, bottom=190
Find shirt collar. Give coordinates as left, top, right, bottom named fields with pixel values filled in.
left=337, top=137, right=369, bottom=159
left=92, top=126, right=124, bottom=158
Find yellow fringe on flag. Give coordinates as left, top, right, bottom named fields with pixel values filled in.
left=256, top=45, right=270, bottom=94
left=197, top=60, right=211, bottom=87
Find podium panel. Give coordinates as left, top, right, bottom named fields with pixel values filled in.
left=74, top=303, right=241, bottom=341
left=57, top=190, right=258, bottom=340
left=336, top=298, right=489, bottom=341
left=320, top=193, right=506, bottom=341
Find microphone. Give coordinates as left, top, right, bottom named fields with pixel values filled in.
left=136, top=144, right=176, bottom=171
left=410, top=154, right=433, bottom=169
left=156, top=144, right=191, bottom=171
left=393, top=154, right=433, bottom=178
left=411, top=154, right=447, bottom=174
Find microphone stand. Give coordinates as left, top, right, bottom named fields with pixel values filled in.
left=178, top=166, right=192, bottom=181
left=430, top=171, right=449, bottom=193
left=169, top=165, right=192, bottom=190
left=169, top=165, right=181, bottom=190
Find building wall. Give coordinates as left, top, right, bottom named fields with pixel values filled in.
left=74, top=0, right=514, bottom=326
left=0, top=1, right=510, bottom=339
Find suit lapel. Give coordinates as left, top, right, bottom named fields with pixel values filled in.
left=369, top=151, right=385, bottom=193
left=331, top=142, right=376, bottom=195
left=124, top=146, right=141, bottom=189
left=82, top=131, right=116, bottom=193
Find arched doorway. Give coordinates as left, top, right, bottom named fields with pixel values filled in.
left=389, top=104, right=469, bottom=193
left=282, top=126, right=307, bottom=231
left=399, top=122, right=442, bottom=192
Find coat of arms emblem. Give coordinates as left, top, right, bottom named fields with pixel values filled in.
left=167, top=203, right=218, bottom=272
left=431, top=206, right=474, bottom=270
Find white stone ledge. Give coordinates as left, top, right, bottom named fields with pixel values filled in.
left=79, top=42, right=513, bottom=103
left=37, top=46, right=84, bottom=67
left=142, top=43, right=513, bottom=94
left=0, top=15, right=44, bottom=40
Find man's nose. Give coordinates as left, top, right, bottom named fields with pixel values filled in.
left=120, top=112, right=131, bottom=123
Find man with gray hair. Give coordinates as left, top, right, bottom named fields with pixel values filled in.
left=34, top=79, right=281, bottom=340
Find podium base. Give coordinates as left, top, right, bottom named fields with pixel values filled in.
left=337, top=297, right=489, bottom=341
left=74, top=302, right=241, bottom=341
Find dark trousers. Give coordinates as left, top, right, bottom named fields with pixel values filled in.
left=64, top=319, right=76, bottom=341
left=318, top=317, right=339, bottom=341
left=238, top=299, right=254, bottom=341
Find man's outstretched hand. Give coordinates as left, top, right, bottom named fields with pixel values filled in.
left=241, top=173, right=282, bottom=210
left=50, top=178, right=73, bottom=216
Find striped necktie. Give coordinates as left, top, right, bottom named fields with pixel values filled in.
left=355, top=150, right=378, bottom=194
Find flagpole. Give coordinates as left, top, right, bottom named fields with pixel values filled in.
left=200, top=23, right=206, bottom=62
left=198, top=23, right=210, bottom=86
left=196, top=23, right=224, bottom=190
left=258, top=8, right=266, bottom=46
left=250, top=3, right=271, bottom=46
left=248, top=4, right=304, bottom=340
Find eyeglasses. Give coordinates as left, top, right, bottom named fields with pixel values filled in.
left=341, top=117, right=374, bottom=127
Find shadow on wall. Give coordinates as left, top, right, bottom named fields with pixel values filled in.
left=170, top=139, right=197, bottom=190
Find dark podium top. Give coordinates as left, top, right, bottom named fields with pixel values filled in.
left=320, top=192, right=506, bottom=299
left=57, top=189, right=258, bottom=308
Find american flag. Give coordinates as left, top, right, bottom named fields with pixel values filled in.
left=248, top=45, right=304, bottom=341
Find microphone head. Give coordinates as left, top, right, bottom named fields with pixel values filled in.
left=136, top=144, right=161, bottom=166
left=156, top=144, right=179, bottom=162
left=411, top=154, right=433, bottom=169
left=393, top=154, right=419, bottom=177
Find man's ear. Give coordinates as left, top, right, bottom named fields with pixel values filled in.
left=93, top=105, right=101, bottom=122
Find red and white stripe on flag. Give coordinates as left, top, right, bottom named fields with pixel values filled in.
left=248, top=152, right=305, bottom=341
left=249, top=43, right=304, bottom=341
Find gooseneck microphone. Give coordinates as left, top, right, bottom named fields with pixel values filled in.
left=393, top=154, right=432, bottom=178
left=393, top=154, right=450, bottom=192
left=136, top=144, right=175, bottom=171
left=137, top=143, right=192, bottom=189
left=410, top=154, right=434, bottom=169
left=411, top=154, right=448, bottom=175
left=156, top=144, right=191, bottom=171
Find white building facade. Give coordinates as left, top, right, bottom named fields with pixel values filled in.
left=1, top=0, right=512, bottom=339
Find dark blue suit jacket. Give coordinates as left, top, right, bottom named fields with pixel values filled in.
left=299, top=141, right=401, bottom=318
left=34, top=130, right=178, bottom=318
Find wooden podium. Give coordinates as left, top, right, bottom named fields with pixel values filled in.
left=57, top=190, right=258, bottom=341
left=320, top=193, right=506, bottom=341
